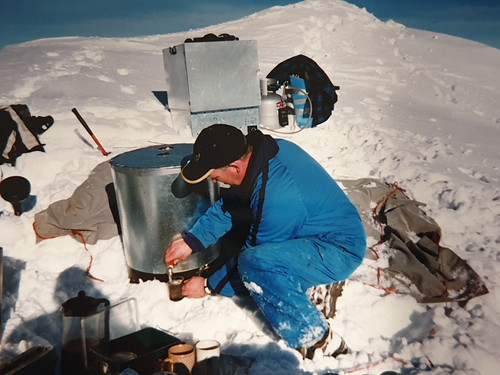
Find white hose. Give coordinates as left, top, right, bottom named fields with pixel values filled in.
left=259, top=85, right=313, bottom=135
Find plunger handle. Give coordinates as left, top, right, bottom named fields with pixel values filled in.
left=12, top=201, right=22, bottom=216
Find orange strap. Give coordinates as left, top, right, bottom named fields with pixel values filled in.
left=71, top=230, right=105, bottom=282
left=33, top=223, right=104, bottom=282
left=373, top=183, right=409, bottom=229
left=32, top=222, right=58, bottom=241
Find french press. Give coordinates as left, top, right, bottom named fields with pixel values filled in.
left=61, top=291, right=110, bottom=374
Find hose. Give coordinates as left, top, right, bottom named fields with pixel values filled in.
left=259, top=85, right=313, bottom=135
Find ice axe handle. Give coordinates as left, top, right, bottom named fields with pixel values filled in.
left=71, top=108, right=110, bottom=156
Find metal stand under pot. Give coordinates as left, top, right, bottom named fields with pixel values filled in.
left=109, top=144, right=220, bottom=283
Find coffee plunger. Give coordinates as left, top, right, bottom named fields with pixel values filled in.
left=61, top=291, right=110, bottom=375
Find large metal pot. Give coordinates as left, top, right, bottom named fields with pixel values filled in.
left=109, top=144, right=220, bottom=282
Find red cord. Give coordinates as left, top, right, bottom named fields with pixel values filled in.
left=71, top=230, right=105, bottom=282
left=33, top=223, right=104, bottom=282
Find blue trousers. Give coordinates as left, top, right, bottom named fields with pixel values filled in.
left=208, top=237, right=365, bottom=348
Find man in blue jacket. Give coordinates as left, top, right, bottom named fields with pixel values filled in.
left=165, top=124, right=366, bottom=359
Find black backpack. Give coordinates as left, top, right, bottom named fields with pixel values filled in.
left=266, top=54, right=340, bottom=127
left=0, top=104, right=53, bottom=165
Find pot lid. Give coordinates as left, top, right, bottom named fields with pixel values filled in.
left=0, top=176, right=31, bottom=202
left=62, top=291, right=110, bottom=317
left=109, top=144, right=193, bottom=170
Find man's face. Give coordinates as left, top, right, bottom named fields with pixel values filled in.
left=208, top=166, right=242, bottom=186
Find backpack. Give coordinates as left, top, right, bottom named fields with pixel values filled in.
left=266, top=54, right=340, bottom=127
left=0, top=104, right=53, bottom=165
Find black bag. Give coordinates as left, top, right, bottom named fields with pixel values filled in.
left=0, top=104, right=53, bottom=165
left=184, top=33, right=239, bottom=43
left=266, top=54, right=340, bottom=127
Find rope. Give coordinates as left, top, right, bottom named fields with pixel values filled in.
left=363, top=281, right=398, bottom=295
left=71, top=230, right=105, bottom=282
left=373, top=182, right=409, bottom=227
left=32, top=222, right=58, bottom=241
left=33, top=223, right=104, bottom=282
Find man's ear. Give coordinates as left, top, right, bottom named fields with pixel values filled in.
left=229, top=160, right=243, bottom=174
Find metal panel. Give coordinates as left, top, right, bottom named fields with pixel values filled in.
left=163, top=40, right=261, bottom=135
left=163, top=46, right=190, bottom=111
left=190, top=107, right=260, bottom=136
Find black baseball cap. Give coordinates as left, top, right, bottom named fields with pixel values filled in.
left=181, top=124, right=248, bottom=184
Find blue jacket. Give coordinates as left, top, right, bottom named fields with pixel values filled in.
left=185, top=131, right=366, bottom=261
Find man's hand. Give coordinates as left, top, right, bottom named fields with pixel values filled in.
left=165, top=237, right=193, bottom=266
left=183, top=276, right=208, bottom=298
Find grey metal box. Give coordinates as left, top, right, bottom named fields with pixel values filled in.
left=163, top=40, right=261, bottom=135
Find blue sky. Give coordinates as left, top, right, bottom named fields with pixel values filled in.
left=347, top=0, right=500, bottom=49
left=1, top=0, right=499, bottom=51
left=0, top=0, right=299, bottom=50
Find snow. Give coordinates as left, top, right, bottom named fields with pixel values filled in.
left=1, top=0, right=499, bottom=374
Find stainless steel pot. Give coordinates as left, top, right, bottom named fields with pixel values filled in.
left=109, top=144, right=220, bottom=282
